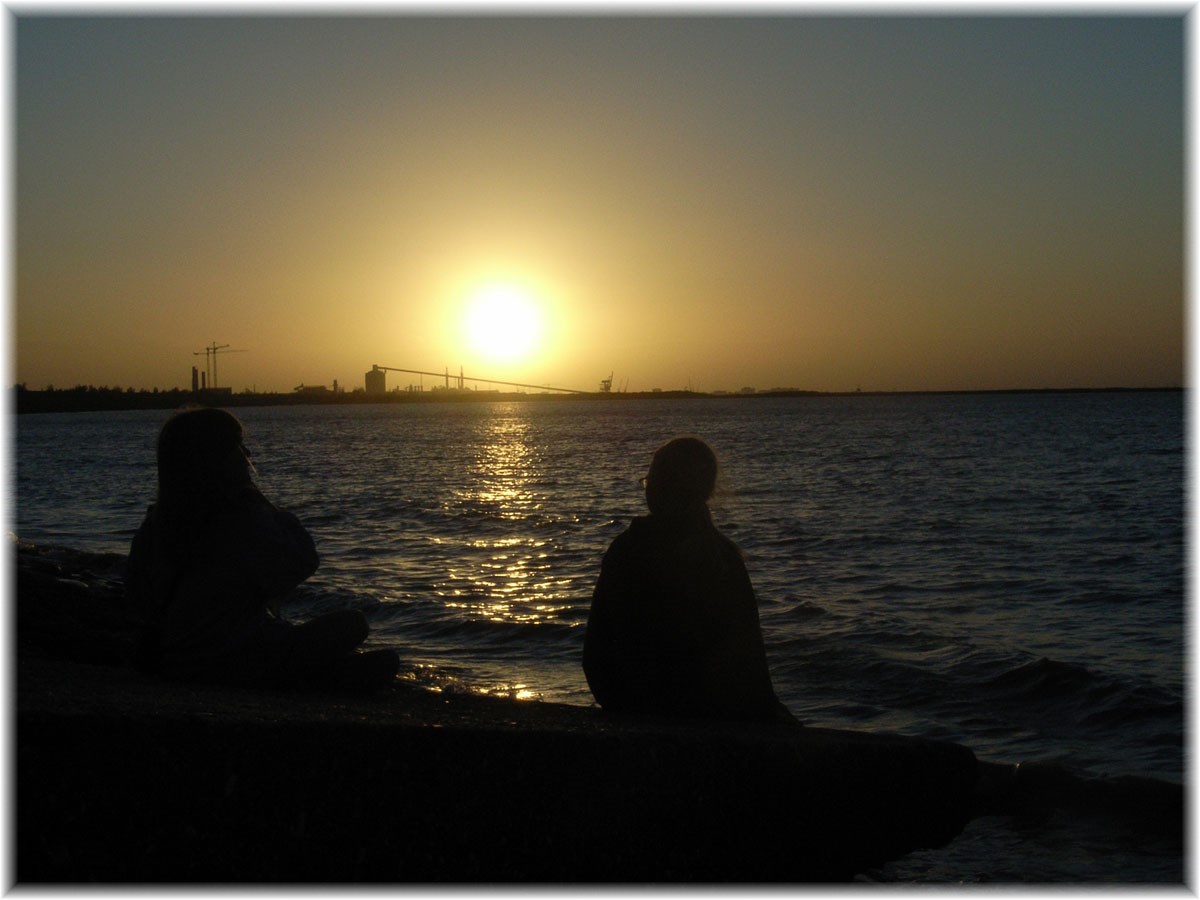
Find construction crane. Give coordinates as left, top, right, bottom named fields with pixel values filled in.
left=193, top=342, right=248, bottom=389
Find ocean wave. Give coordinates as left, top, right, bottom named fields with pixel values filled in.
left=1079, top=699, right=1184, bottom=729
left=984, top=657, right=1098, bottom=699
left=776, top=599, right=828, bottom=620
left=387, top=610, right=580, bottom=645
left=967, top=656, right=1181, bottom=764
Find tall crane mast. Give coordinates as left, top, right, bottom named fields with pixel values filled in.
left=193, top=342, right=247, bottom=389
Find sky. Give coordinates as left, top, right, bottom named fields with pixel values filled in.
left=12, top=11, right=1185, bottom=395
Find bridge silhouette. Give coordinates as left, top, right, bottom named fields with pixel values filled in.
left=370, top=365, right=589, bottom=395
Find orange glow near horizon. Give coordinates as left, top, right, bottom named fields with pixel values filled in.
left=13, top=19, right=1184, bottom=394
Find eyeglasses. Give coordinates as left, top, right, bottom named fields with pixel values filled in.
left=239, top=443, right=258, bottom=476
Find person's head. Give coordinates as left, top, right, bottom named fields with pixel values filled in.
left=644, top=436, right=718, bottom=516
left=156, top=406, right=252, bottom=499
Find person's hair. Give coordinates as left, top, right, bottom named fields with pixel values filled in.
left=645, top=436, right=718, bottom=516
left=152, top=407, right=252, bottom=563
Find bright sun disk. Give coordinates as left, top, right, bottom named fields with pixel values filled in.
left=463, top=285, right=543, bottom=364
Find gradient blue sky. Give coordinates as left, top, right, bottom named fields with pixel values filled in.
left=14, top=13, right=1184, bottom=393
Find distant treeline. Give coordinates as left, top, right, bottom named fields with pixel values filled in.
left=14, top=384, right=202, bottom=414
left=10, top=383, right=1181, bottom=415
left=11, top=384, right=392, bottom=414
left=10, top=384, right=624, bottom=414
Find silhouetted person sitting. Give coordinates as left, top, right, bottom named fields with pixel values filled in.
left=583, top=436, right=794, bottom=723
left=126, top=406, right=398, bottom=690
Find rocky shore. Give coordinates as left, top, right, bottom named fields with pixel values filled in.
left=14, top=540, right=985, bottom=883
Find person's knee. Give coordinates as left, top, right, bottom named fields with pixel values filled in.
left=326, top=608, right=369, bottom=644
left=297, top=608, right=369, bottom=650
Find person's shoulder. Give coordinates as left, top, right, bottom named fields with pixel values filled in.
left=624, top=515, right=655, bottom=535
left=704, top=527, right=749, bottom=572
left=712, top=527, right=743, bottom=554
left=601, top=516, right=649, bottom=558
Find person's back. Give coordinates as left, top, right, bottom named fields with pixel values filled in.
left=583, top=437, right=792, bottom=722
left=128, top=484, right=319, bottom=681
left=127, top=406, right=397, bottom=689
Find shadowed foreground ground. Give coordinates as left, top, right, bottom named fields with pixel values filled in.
left=11, top=542, right=1007, bottom=882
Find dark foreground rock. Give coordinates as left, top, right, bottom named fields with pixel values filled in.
left=15, top=541, right=980, bottom=882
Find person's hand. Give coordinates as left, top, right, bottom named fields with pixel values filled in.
left=217, top=443, right=255, bottom=489
left=236, top=483, right=274, bottom=510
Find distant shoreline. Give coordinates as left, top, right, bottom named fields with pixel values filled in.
left=11, top=384, right=1183, bottom=415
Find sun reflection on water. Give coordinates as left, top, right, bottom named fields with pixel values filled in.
left=398, top=665, right=540, bottom=702
left=457, top=416, right=542, bottom=516
left=442, top=409, right=575, bottom=628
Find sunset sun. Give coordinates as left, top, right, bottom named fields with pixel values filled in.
left=463, top=284, right=544, bottom=364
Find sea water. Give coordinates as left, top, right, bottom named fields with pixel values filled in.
left=11, top=391, right=1185, bottom=882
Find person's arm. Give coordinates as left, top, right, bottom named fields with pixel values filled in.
left=707, top=543, right=788, bottom=720
left=125, top=513, right=154, bottom=610
left=230, top=489, right=319, bottom=612
left=583, top=547, right=620, bottom=708
left=584, top=535, right=641, bottom=711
